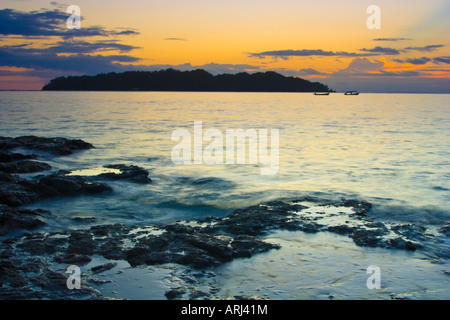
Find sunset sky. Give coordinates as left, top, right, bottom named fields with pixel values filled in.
left=1, top=0, right=449, bottom=92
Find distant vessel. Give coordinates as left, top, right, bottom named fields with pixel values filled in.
left=314, top=92, right=330, bottom=95
left=345, top=91, right=359, bottom=95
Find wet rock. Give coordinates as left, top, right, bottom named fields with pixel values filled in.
left=0, top=171, right=112, bottom=208
left=391, top=224, right=426, bottom=239
left=125, top=247, right=155, bottom=267
left=0, top=245, right=106, bottom=299
left=185, top=234, right=234, bottom=262
left=233, top=295, right=269, bottom=300
left=67, top=231, right=95, bottom=255
left=123, top=223, right=279, bottom=269
left=1, top=196, right=441, bottom=299
left=189, top=289, right=210, bottom=300
left=388, top=238, right=420, bottom=251
left=0, top=174, right=39, bottom=207
left=21, top=257, right=46, bottom=273
left=0, top=137, right=21, bottom=150
left=327, top=225, right=358, bottom=235
left=91, top=262, right=117, bottom=274
left=55, top=253, right=92, bottom=265
left=99, top=239, right=125, bottom=260
left=390, top=295, right=410, bottom=300
left=165, top=287, right=186, bottom=300
left=17, top=234, right=60, bottom=255
left=0, top=160, right=51, bottom=174
left=97, top=164, right=152, bottom=184
left=0, top=150, right=37, bottom=163
left=217, top=204, right=294, bottom=236
left=0, top=136, right=94, bottom=156
left=231, top=235, right=280, bottom=258
left=351, top=229, right=387, bottom=248
left=31, top=268, right=70, bottom=291
left=0, top=205, right=50, bottom=235
left=297, top=222, right=324, bottom=233
left=340, top=199, right=372, bottom=216
left=0, top=260, right=28, bottom=288
left=35, top=171, right=113, bottom=198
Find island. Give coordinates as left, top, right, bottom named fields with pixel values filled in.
left=42, top=69, right=333, bottom=92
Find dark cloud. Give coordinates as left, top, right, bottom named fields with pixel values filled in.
left=433, top=56, right=450, bottom=64
left=380, top=70, right=424, bottom=77
left=249, top=49, right=372, bottom=59
left=359, top=46, right=401, bottom=55
left=0, top=46, right=141, bottom=75
left=164, top=38, right=187, bottom=41
left=296, top=68, right=327, bottom=76
left=0, top=8, right=139, bottom=38
left=393, top=55, right=450, bottom=66
left=0, top=43, right=265, bottom=78
left=0, top=7, right=142, bottom=79
left=404, top=45, right=444, bottom=52
left=330, top=58, right=432, bottom=78
left=321, top=57, right=449, bottom=93
left=2, top=40, right=140, bottom=55
left=373, top=38, right=411, bottom=42
left=393, top=57, right=432, bottom=65
left=45, top=40, right=140, bottom=54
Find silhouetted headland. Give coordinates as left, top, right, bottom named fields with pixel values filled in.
left=42, top=69, right=333, bottom=92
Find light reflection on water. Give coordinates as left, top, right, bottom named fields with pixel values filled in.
left=1, top=91, right=449, bottom=299
left=0, top=91, right=449, bottom=228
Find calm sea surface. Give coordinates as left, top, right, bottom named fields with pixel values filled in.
left=0, top=91, right=449, bottom=299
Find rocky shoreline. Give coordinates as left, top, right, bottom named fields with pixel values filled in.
left=0, top=136, right=449, bottom=300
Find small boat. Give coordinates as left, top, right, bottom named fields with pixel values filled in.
left=314, top=92, right=330, bottom=95
left=345, top=91, right=359, bottom=95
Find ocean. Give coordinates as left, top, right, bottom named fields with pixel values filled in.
left=0, top=91, right=449, bottom=299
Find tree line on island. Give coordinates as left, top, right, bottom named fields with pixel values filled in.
left=42, top=69, right=333, bottom=92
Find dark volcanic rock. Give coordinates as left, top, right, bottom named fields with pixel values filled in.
left=0, top=256, right=104, bottom=299
left=0, top=175, right=39, bottom=207
left=327, top=225, right=358, bottom=235
left=339, top=199, right=372, bottom=216
left=31, top=268, right=68, bottom=291
left=91, top=262, right=117, bottom=274
left=0, top=197, right=441, bottom=299
left=391, top=224, right=427, bottom=240
left=16, top=233, right=65, bottom=255
left=0, top=150, right=37, bottom=163
left=351, top=229, right=387, bottom=248
left=99, top=239, right=125, bottom=260
left=0, top=160, right=51, bottom=174
left=122, top=223, right=279, bottom=268
left=0, top=205, right=50, bottom=235
left=67, top=231, right=96, bottom=255
left=0, top=171, right=112, bottom=208
left=54, top=253, right=92, bottom=265
left=97, top=164, right=151, bottom=184
left=0, top=260, right=28, bottom=288
left=388, top=238, right=420, bottom=251
left=35, top=171, right=113, bottom=198
left=216, top=202, right=304, bottom=236
left=165, top=287, right=186, bottom=300
left=0, top=136, right=94, bottom=156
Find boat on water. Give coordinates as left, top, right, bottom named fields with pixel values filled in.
left=314, top=92, right=330, bottom=95
left=344, top=91, right=359, bottom=95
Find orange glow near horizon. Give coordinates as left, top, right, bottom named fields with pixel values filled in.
left=0, top=0, right=449, bottom=91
